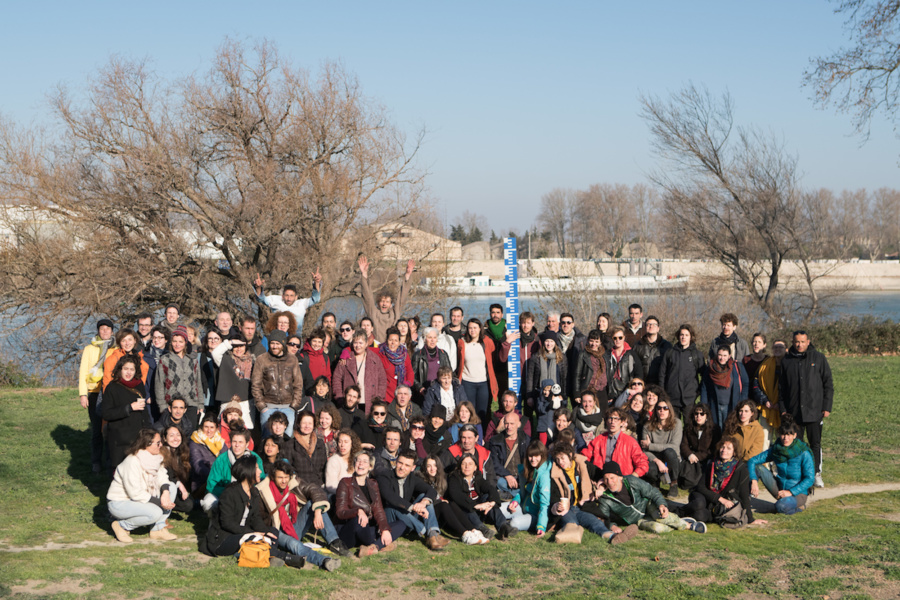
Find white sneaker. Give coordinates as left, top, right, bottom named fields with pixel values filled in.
left=814, top=473, right=824, bottom=488
left=462, top=531, right=478, bottom=545
left=475, top=530, right=490, bottom=544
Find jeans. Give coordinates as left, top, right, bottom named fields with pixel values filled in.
left=755, top=464, right=807, bottom=515
left=462, top=380, right=491, bottom=424
left=108, top=500, right=171, bottom=531
left=260, top=405, right=295, bottom=438
left=277, top=531, right=326, bottom=567
left=293, top=500, right=339, bottom=544
left=500, top=502, right=534, bottom=532
left=497, top=477, right=517, bottom=500
left=384, top=505, right=441, bottom=538
left=712, top=403, right=729, bottom=431
left=559, top=506, right=611, bottom=537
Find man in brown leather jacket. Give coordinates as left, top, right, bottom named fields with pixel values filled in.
left=251, top=330, right=305, bottom=438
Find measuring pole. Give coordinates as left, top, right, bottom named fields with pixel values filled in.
left=503, top=237, right=520, bottom=395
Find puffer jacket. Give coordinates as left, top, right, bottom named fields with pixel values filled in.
left=250, top=350, right=304, bottom=411
left=658, top=343, right=704, bottom=409
left=512, top=460, right=552, bottom=533
left=335, top=476, right=391, bottom=534
left=747, top=441, right=815, bottom=496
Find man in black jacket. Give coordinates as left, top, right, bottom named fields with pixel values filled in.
left=375, top=451, right=450, bottom=550
left=634, top=316, right=673, bottom=385
left=488, top=412, right=530, bottom=500
left=779, top=331, right=833, bottom=488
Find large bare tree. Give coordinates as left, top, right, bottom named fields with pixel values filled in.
left=0, top=39, right=425, bottom=375
left=640, top=84, right=832, bottom=325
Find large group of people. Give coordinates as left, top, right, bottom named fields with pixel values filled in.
left=78, top=257, right=834, bottom=570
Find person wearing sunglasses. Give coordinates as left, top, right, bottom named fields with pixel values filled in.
left=328, top=321, right=355, bottom=370
left=678, top=403, right=720, bottom=490
left=353, top=400, right=391, bottom=451
left=605, top=326, right=644, bottom=401
left=640, top=401, right=683, bottom=497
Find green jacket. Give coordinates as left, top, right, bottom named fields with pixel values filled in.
left=206, top=449, right=265, bottom=498
left=594, top=475, right=666, bottom=525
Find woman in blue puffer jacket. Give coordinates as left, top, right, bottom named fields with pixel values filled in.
left=747, top=415, right=815, bottom=515
left=502, top=440, right=551, bottom=537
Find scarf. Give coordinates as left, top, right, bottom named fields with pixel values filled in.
left=269, top=478, right=299, bottom=539
left=557, top=329, right=575, bottom=354
left=393, top=405, right=412, bottom=431
left=610, top=342, right=632, bottom=380
left=540, top=355, right=557, bottom=386
left=520, top=328, right=537, bottom=347
left=772, top=439, right=811, bottom=463
left=486, top=319, right=507, bottom=342
left=303, top=342, right=330, bottom=382
left=708, top=358, right=734, bottom=389
left=136, top=449, right=164, bottom=497
left=119, top=377, right=142, bottom=389
left=89, top=336, right=112, bottom=380
left=379, top=343, right=408, bottom=384
left=588, top=355, right=607, bottom=392
left=190, top=429, right=224, bottom=456
left=231, top=351, right=254, bottom=380
left=711, top=458, right=738, bottom=492
left=367, top=417, right=388, bottom=433
left=574, top=406, right=600, bottom=434
left=294, top=431, right=317, bottom=457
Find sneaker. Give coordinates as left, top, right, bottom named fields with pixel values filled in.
left=358, top=544, right=378, bottom=557
left=269, top=557, right=285, bottom=568
left=461, top=531, right=474, bottom=545
left=497, top=523, right=518, bottom=540
left=327, top=539, right=352, bottom=557
left=814, top=473, right=825, bottom=488
left=322, top=557, right=341, bottom=572
left=284, top=554, right=305, bottom=569
left=475, top=531, right=490, bottom=545
left=111, top=521, right=133, bottom=544
left=691, top=521, right=707, bottom=534
left=149, top=529, right=177, bottom=541
left=609, top=524, right=639, bottom=545
left=666, top=485, right=680, bottom=498
left=682, top=517, right=697, bottom=526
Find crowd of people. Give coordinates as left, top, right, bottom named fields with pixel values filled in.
left=78, top=256, right=834, bottom=570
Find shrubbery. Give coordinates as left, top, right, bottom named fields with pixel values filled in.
left=0, top=359, right=42, bottom=387
left=773, top=317, right=900, bottom=355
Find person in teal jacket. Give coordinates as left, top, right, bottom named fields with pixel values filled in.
left=502, top=440, right=552, bottom=536
left=748, top=415, right=815, bottom=515
left=200, top=429, right=265, bottom=512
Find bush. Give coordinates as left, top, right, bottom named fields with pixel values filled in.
left=772, top=316, right=900, bottom=355
left=0, top=359, right=43, bottom=387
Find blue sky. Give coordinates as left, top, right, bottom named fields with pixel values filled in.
left=2, top=1, right=897, bottom=231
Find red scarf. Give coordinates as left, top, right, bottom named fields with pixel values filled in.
left=708, top=358, right=734, bottom=389
left=303, top=342, right=330, bottom=383
left=269, top=478, right=299, bottom=539
left=119, top=377, right=142, bottom=389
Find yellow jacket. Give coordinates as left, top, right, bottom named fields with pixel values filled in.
left=78, top=336, right=112, bottom=396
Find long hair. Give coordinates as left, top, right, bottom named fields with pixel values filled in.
left=420, top=454, right=448, bottom=497
left=450, top=401, right=481, bottom=425
left=336, top=428, right=362, bottom=470
left=463, top=318, right=485, bottom=344
left=646, top=398, right=677, bottom=432
left=127, top=428, right=159, bottom=456
left=522, top=440, right=548, bottom=483
left=114, top=328, right=139, bottom=350
left=685, top=403, right=714, bottom=437
left=317, top=402, right=342, bottom=430
left=161, top=426, right=190, bottom=484
left=723, top=400, right=759, bottom=437
left=539, top=338, right=565, bottom=362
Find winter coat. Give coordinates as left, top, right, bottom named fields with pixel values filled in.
left=734, top=420, right=765, bottom=461
left=102, top=380, right=152, bottom=450
left=484, top=410, right=532, bottom=442
left=708, top=335, right=750, bottom=363
left=375, top=470, right=437, bottom=512
left=422, top=379, right=468, bottom=417
left=680, top=424, right=721, bottom=463
left=487, top=431, right=530, bottom=479
left=387, top=402, right=423, bottom=432
left=102, top=348, right=150, bottom=393
left=634, top=335, right=673, bottom=385
left=250, top=351, right=304, bottom=411
left=700, top=361, right=749, bottom=423
left=446, top=470, right=501, bottom=513
left=658, top=343, right=704, bottom=410
left=593, top=475, right=666, bottom=525
left=360, top=274, right=409, bottom=343
left=411, top=347, right=451, bottom=396
left=204, top=483, right=275, bottom=554
left=153, top=410, right=196, bottom=438
left=605, top=348, right=644, bottom=399
left=206, top=449, right=265, bottom=497
left=106, top=453, right=171, bottom=503
left=512, top=461, right=552, bottom=532
left=572, top=350, right=610, bottom=404
left=779, top=344, right=834, bottom=423
left=525, top=351, right=568, bottom=408
left=79, top=336, right=112, bottom=396
left=581, top=431, right=649, bottom=477
left=696, top=460, right=754, bottom=522
left=748, top=442, right=815, bottom=496
left=332, top=349, right=388, bottom=414
left=255, top=476, right=330, bottom=532
left=335, top=476, right=391, bottom=534
left=286, top=433, right=328, bottom=488
left=189, top=440, right=219, bottom=492
left=441, top=442, right=497, bottom=488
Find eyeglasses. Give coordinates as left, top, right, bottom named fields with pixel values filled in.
left=411, top=425, right=425, bottom=430
left=657, top=406, right=670, bottom=412
left=561, top=320, right=573, bottom=325
left=606, top=416, right=621, bottom=422
left=152, top=335, right=166, bottom=340
left=630, top=382, right=644, bottom=388
left=613, top=336, right=624, bottom=341
left=372, top=411, right=387, bottom=417
left=287, top=342, right=301, bottom=348
left=340, top=327, right=352, bottom=333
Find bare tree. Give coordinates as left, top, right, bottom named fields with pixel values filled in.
left=537, top=188, right=576, bottom=257
left=804, top=0, right=900, bottom=140
left=640, top=84, right=829, bottom=325
left=870, top=187, right=900, bottom=257
left=0, top=38, right=426, bottom=377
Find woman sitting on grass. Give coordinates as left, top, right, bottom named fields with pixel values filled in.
left=678, top=403, right=720, bottom=491
left=722, top=400, right=766, bottom=461
left=681, top=436, right=764, bottom=528
left=503, top=440, right=552, bottom=537
left=160, top=425, right=195, bottom=514
left=107, top=428, right=177, bottom=543
left=640, top=397, right=683, bottom=497
left=748, top=415, right=815, bottom=515
left=189, top=414, right=224, bottom=494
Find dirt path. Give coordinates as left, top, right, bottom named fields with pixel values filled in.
left=2, top=483, right=899, bottom=554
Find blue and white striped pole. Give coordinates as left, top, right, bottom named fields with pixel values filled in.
left=503, top=237, right=520, bottom=395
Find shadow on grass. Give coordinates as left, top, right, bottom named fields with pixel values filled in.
left=51, top=424, right=110, bottom=499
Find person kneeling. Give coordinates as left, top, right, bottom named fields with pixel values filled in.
left=202, top=456, right=319, bottom=570
left=590, top=462, right=705, bottom=534
left=256, top=461, right=349, bottom=567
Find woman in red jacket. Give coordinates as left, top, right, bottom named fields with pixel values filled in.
left=457, top=318, right=498, bottom=425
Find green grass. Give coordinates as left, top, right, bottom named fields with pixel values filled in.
left=0, top=356, right=898, bottom=599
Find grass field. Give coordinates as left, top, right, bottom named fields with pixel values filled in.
left=0, top=356, right=898, bottom=599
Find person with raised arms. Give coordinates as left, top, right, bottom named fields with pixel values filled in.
left=253, top=268, right=322, bottom=335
